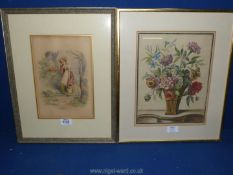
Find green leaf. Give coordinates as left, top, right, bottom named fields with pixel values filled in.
left=187, top=50, right=192, bottom=56
left=143, top=56, right=151, bottom=60
left=196, top=59, right=204, bottom=63
left=175, top=90, right=180, bottom=96
left=181, top=61, right=187, bottom=68
left=187, top=56, right=201, bottom=65
left=181, top=48, right=184, bottom=56
left=142, top=73, right=152, bottom=80
left=183, top=78, right=191, bottom=87
left=191, top=96, right=194, bottom=103
left=177, top=71, right=184, bottom=77
left=183, top=50, right=187, bottom=57
left=143, top=56, right=152, bottom=65
left=183, top=91, right=188, bottom=96
left=186, top=96, right=190, bottom=106
left=195, top=96, right=199, bottom=101
left=145, top=51, right=153, bottom=57
left=153, top=68, right=161, bottom=77
left=174, top=56, right=181, bottom=63
left=156, top=89, right=163, bottom=99
left=188, top=60, right=196, bottom=65
left=191, top=56, right=200, bottom=61
left=175, top=47, right=180, bottom=56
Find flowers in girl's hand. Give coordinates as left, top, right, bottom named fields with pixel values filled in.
left=187, top=42, right=201, bottom=54
left=146, top=77, right=160, bottom=89
left=160, top=54, right=173, bottom=66
left=188, top=81, right=202, bottom=95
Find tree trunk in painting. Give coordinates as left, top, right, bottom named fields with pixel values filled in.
left=78, top=59, right=87, bottom=103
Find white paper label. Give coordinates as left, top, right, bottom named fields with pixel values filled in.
left=166, top=126, right=179, bottom=133
left=60, top=119, right=72, bottom=126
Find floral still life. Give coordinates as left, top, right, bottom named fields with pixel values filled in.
left=143, top=40, right=204, bottom=115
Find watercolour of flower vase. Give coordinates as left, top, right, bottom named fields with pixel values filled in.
left=143, top=41, right=203, bottom=115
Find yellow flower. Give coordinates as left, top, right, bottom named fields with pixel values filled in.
left=146, top=77, right=158, bottom=89
left=191, top=68, right=200, bottom=80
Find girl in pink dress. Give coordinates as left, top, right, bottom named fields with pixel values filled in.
left=59, top=57, right=75, bottom=95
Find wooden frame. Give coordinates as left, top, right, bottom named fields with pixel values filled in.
left=118, top=9, right=233, bottom=142
left=1, top=8, right=118, bottom=143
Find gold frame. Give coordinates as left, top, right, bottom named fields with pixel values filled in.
left=1, top=8, right=118, bottom=143
left=117, top=9, right=233, bottom=142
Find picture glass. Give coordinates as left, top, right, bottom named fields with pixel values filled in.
left=136, top=32, right=215, bottom=125
left=30, top=35, right=94, bottom=119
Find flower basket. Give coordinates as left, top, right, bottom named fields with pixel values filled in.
left=165, top=99, right=178, bottom=115
left=164, top=89, right=179, bottom=115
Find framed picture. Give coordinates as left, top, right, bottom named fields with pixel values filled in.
left=118, top=9, right=233, bottom=142
left=2, top=8, right=117, bottom=143
left=30, top=35, right=95, bottom=119
left=136, top=31, right=214, bottom=124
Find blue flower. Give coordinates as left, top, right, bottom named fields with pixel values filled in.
left=150, top=52, right=160, bottom=68
left=152, top=52, right=161, bottom=60
left=151, top=59, right=158, bottom=68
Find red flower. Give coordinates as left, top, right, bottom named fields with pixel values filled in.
left=164, top=90, right=176, bottom=100
left=188, top=81, right=202, bottom=95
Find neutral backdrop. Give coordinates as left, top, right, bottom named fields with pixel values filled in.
left=1, top=0, right=233, bottom=175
